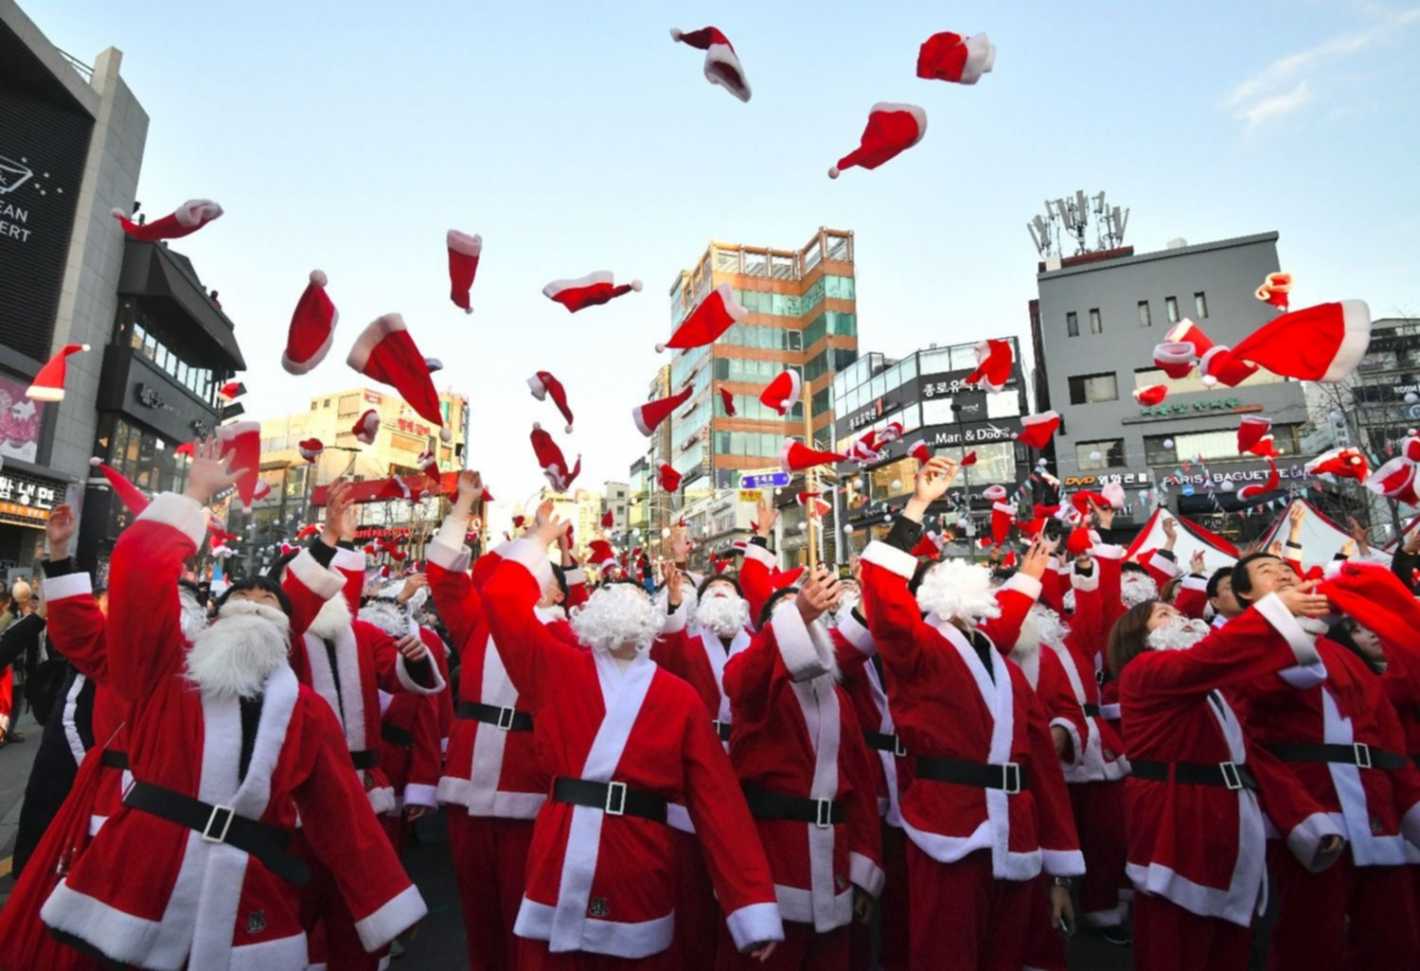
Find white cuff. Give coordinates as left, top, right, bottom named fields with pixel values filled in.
left=1092, top=543, right=1125, bottom=561
left=332, top=545, right=366, bottom=574
left=1001, top=572, right=1042, bottom=602
left=354, top=884, right=428, bottom=952
left=724, top=901, right=784, bottom=951
left=43, top=572, right=92, bottom=602
left=287, top=548, right=347, bottom=601
left=403, top=783, right=438, bottom=809
left=1181, top=574, right=1208, bottom=593
left=662, top=598, right=689, bottom=635
left=1277, top=659, right=1328, bottom=690
left=861, top=540, right=917, bottom=581
left=564, top=567, right=586, bottom=587
left=396, top=650, right=446, bottom=695
left=433, top=513, right=470, bottom=553
left=1253, top=591, right=1321, bottom=667
left=500, top=538, right=555, bottom=591
left=1147, top=551, right=1181, bottom=578
left=137, top=492, right=208, bottom=549
left=770, top=601, right=831, bottom=682
left=1070, top=568, right=1100, bottom=593
left=427, top=538, right=472, bottom=573
left=850, top=852, right=885, bottom=897
left=1042, top=848, right=1086, bottom=877
left=1049, top=717, right=1085, bottom=769
left=1287, top=811, right=1346, bottom=872
left=742, top=542, right=777, bottom=570
left=835, top=610, right=874, bottom=656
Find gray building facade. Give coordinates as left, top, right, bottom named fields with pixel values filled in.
left=1032, top=233, right=1311, bottom=537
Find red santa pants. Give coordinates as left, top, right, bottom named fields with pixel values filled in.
left=904, top=844, right=1032, bottom=971
left=517, top=939, right=677, bottom=971
left=1132, top=891, right=1250, bottom=970
left=1067, top=780, right=1128, bottom=923
left=299, top=857, right=388, bottom=971
left=715, top=919, right=849, bottom=971
left=669, top=830, right=720, bottom=971
left=1265, top=844, right=1419, bottom=971
left=1021, top=874, right=1068, bottom=971
left=859, top=821, right=909, bottom=971
left=446, top=811, right=535, bottom=971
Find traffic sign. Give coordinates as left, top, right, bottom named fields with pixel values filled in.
left=740, top=470, right=791, bottom=489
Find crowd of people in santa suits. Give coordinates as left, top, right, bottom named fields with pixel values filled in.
left=4, top=442, right=1420, bottom=971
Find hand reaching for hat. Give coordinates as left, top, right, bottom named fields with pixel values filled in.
left=795, top=566, right=841, bottom=624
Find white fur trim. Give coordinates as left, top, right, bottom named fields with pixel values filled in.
left=175, top=199, right=222, bottom=227
left=1042, top=849, right=1086, bottom=877
left=542, top=270, right=613, bottom=298
left=960, top=32, right=995, bottom=83
left=501, top=538, right=555, bottom=590
left=861, top=539, right=917, bottom=580
left=1252, top=592, right=1319, bottom=667
left=703, top=42, right=752, bottom=102
left=515, top=897, right=675, bottom=958
left=354, top=883, right=427, bottom=952
left=1050, top=717, right=1085, bottom=769
left=345, top=313, right=406, bottom=373
left=564, top=568, right=586, bottom=587
left=662, top=597, right=689, bottom=635
left=769, top=600, right=831, bottom=682
left=446, top=229, right=482, bottom=256
left=1001, top=572, right=1042, bottom=601
left=850, top=852, right=885, bottom=896
left=1070, top=567, right=1100, bottom=593
left=331, top=545, right=366, bottom=575
left=403, top=783, right=438, bottom=809
left=435, top=777, right=545, bottom=818
left=43, top=572, right=92, bottom=602
left=1287, top=811, right=1345, bottom=872
left=137, top=492, right=208, bottom=549
left=286, top=548, right=346, bottom=601
left=742, top=541, right=777, bottom=570
left=835, top=609, right=873, bottom=655
left=395, top=648, right=445, bottom=695
left=426, top=539, right=471, bottom=573
left=724, top=902, right=785, bottom=951
left=870, top=102, right=927, bottom=144
left=1323, top=300, right=1372, bottom=382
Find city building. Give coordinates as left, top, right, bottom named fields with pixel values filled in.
left=2, top=3, right=152, bottom=576
left=601, top=480, right=629, bottom=533
left=831, top=339, right=1032, bottom=558
left=1030, top=232, right=1310, bottom=540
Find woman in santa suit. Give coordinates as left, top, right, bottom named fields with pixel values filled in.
left=1107, top=581, right=1337, bottom=971
left=28, top=438, right=426, bottom=970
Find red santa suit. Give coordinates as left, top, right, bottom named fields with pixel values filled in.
left=859, top=530, right=1083, bottom=971
left=375, top=688, right=440, bottom=850
left=36, top=493, right=425, bottom=970
left=480, top=538, right=784, bottom=967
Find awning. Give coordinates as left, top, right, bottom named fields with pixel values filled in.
left=117, top=240, right=246, bottom=371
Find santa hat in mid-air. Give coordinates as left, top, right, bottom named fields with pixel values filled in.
left=1237, top=416, right=1275, bottom=458
left=829, top=103, right=927, bottom=179
left=780, top=439, right=847, bottom=472
left=298, top=438, right=324, bottom=463
left=987, top=501, right=1015, bottom=547
left=670, top=26, right=751, bottom=102
left=1153, top=318, right=1257, bottom=387
left=911, top=530, right=949, bottom=559
left=26, top=343, right=89, bottom=402
left=447, top=230, right=482, bottom=314
left=1016, top=411, right=1061, bottom=449
left=89, top=458, right=149, bottom=515
left=531, top=424, right=581, bottom=492
left=600, top=509, right=614, bottom=529
left=916, top=30, right=996, bottom=84
left=1133, top=384, right=1168, bottom=407
left=416, top=449, right=441, bottom=484
left=963, top=338, right=1012, bottom=392
left=1230, top=301, right=1371, bottom=384
left=657, top=284, right=747, bottom=353
left=218, top=381, right=246, bottom=401
left=1305, top=446, right=1370, bottom=482
left=587, top=539, right=617, bottom=571
left=352, top=408, right=380, bottom=445
left=112, top=198, right=223, bottom=242
left=252, top=479, right=272, bottom=503
left=1319, top=562, right=1420, bottom=657
left=1255, top=271, right=1292, bottom=312
left=759, top=370, right=802, bottom=416
left=719, top=386, right=737, bottom=417
left=528, top=370, right=575, bottom=432
left=983, top=484, right=1008, bottom=503
left=847, top=432, right=884, bottom=465
left=347, top=314, right=448, bottom=440
left=1367, top=456, right=1420, bottom=506
left=795, top=491, right=831, bottom=519
left=658, top=463, right=683, bottom=493
left=633, top=384, right=694, bottom=436
left=218, top=421, right=262, bottom=511
left=281, top=270, right=338, bottom=375
left=542, top=271, right=641, bottom=313
left=1405, top=433, right=1420, bottom=463
left=961, top=450, right=978, bottom=467
left=1237, top=458, right=1279, bottom=501
left=909, top=441, right=932, bottom=464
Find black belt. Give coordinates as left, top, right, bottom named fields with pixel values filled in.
left=456, top=700, right=533, bottom=732
left=712, top=719, right=731, bottom=742
left=916, top=756, right=1029, bottom=794
left=865, top=730, right=906, bottom=756
left=552, top=777, right=667, bottom=823
left=1268, top=742, right=1407, bottom=771
left=742, top=783, right=846, bottom=828
left=381, top=723, right=413, bottom=748
left=122, top=780, right=309, bottom=886
left=1131, top=759, right=1258, bottom=791
left=100, top=749, right=129, bottom=769
left=1082, top=703, right=1101, bottom=717
left=350, top=749, right=379, bottom=770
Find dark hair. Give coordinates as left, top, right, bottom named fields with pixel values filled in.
left=216, top=576, right=293, bottom=618
left=1327, top=618, right=1385, bottom=674
left=550, top=564, right=569, bottom=599
left=992, top=567, right=1017, bottom=584
left=1121, top=561, right=1148, bottom=576
left=908, top=560, right=934, bottom=597
left=758, top=586, right=799, bottom=629
left=698, top=573, right=743, bottom=599
left=1205, top=565, right=1232, bottom=600
left=1107, top=599, right=1159, bottom=679
left=265, top=548, right=301, bottom=582
left=1229, top=552, right=1277, bottom=607
left=1161, top=576, right=1182, bottom=604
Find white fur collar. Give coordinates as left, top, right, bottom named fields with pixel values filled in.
left=185, top=600, right=291, bottom=700
left=307, top=592, right=353, bottom=641
left=534, top=604, right=567, bottom=624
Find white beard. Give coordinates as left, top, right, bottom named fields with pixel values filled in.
left=1016, top=604, right=1069, bottom=655
left=693, top=594, right=750, bottom=639
left=186, top=600, right=291, bottom=700
left=571, top=584, right=662, bottom=656
left=1121, top=573, right=1160, bottom=609
left=307, top=593, right=353, bottom=641
left=1146, top=616, right=1211, bottom=651
left=179, top=588, right=209, bottom=641
left=916, top=559, right=1001, bottom=626
left=358, top=600, right=408, bottom=638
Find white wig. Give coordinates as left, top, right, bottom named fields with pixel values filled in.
left=916, top=559, right=1001, bottom=626
left=1017, top=603, right=1070, bottom=655
left=1121, top=572, right=1160, bottom=609
left=571, top=583, right=663, bottom=656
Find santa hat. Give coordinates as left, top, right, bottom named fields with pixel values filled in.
left=988, top=501, right=1015, bottom=547
left=1070, top=491, right=1110, bottom=518
left=910, top=530, right=948, bottom=559
left=298, top=438, right=324, bottom=463
left=658, top=463, right=682, bottom=492
left=1255, top=271, right=1292, bottom=311
left=252, top=479, right=272, bottom=502
left=1230, top=301, right=1371, bottom=383
left=88, top=457, right=149, bottom=514
left=112, top=199, right=222, bottom=242
left=587, top=539, right=617, bottom=570
left=528, top=370, right=575, bottom=432
left=658, top=284, right=747, bottom=353
left=1366, top=456, right=1420, bottom=506
left=1152, top=341, right=1198, bottom=379
left=218, top=421, right=261, bottom=511
left=447, top=230, right=482, bottom=314
left=1319, top=562, right=1420, bottom=655
left=961, top=450, right=978, bottom=467
left=218, top=380, right=247, bottom=401
left=1236, top=416, right=1274, bottom=457
left=174, top=442, right=195, bottom=457
left=281, top=270, right=338, bottom=375
left=780, top=439, right=846, bottom=472
left=877, top=422, right=905, bottom=445
left=983, top=484, right=1008, bottom=502
left=347, top=314, right=447, bottom=439
left=1237, top=458, right=1279, bottom=501
left=26, top=343, right=89, bottom=402
left=512, top=515, right=526, bottom=530
left=352, top=408, right=381, bottom=445
left=829, top=103, right=927, bottom=179
left=1305, top=446, right=1370, bottom=482
left=1405, top=434, right=1420, bottom=463
left=531, top=424, right=581, bottom=492
left=417, top=449, right=440, bottom=482
left=718, top=386, right=737, bottom=417
left=963, top=338, right=1012, bottom=392
left=1133, top=384, right=1168, bottom=407
left=908, top=441, right=932, bottom=464
left=1100, top=481, right=1125, bottom=510
left=1199, top=345, right=1259, bottom=388
left=1157, top=319, right=1257, bottom=387
left=425, top=357, right=444, bottom=373
left=297, top=524, right=320, bottom=540
left=916, top=30, right=996, bottom=84
left=670, top=26, right=751, bottom=102
left=542, top=271, right=641, bottom=313
left=1016, top=411, right=1060, bottom=449
left=632, top=384, right=694, bottom=436
left=795, top=491, right=831, bottom=519
left=759, top=370, right=802, bottom=416
left=1066, top=526, right=1094, bottom=557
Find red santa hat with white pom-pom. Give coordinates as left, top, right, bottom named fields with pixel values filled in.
left=26, top=343, right=89, bottom=402
left=542, top=272, right=642, bottom=313
left=916, top=30, right=996, bottom=84
left=298, top=438, right=324, bottom=463
left=531, top=424, right=581, bottom=492
left=657, top=284, right=747, bottom=353
left=780, top=439, right=847, bottom=472
left=963, top=338, right=1012, bottom=392
left=632, top=385, right=694, bottom=437
left=112, top=199, right=223, bottom=242
left=528, top=370, right=575, bottom=432
left=281, top=270, right=338, bottom=375
left=352, top=408, right=380, bottom=445
left=759, top=370, right=802, bottom=416
left=829, top=103, right=927, bottom=179
left=670, top=26, right=752, bottom=102
left=346, top=314, right=450, bottom=442
left=447, top=230, right=481, bottom=314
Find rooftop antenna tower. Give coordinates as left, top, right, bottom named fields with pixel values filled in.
left=1027, top=189, right=1129, bottom=260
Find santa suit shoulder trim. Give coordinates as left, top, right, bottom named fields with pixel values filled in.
left=861, top=540, right=917, bottom=581
left=768, top=601, right=833, bottom=682
left=835, top=610, right=874, bottom=656
left=44, top=571, right=92, bottom=602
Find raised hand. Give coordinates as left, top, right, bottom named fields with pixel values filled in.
left=395, top=633, right=429, bottom=662
left=1019, top=534, right=1052, bottom=580
left=1095, top=505, right=1115, bottom=530
left=1278, top=579, right=1329, bottom=619
left=795, top=566, right=841, bottom=624
left=183, top=436, right=246, bottom=505
left=1161, top=516, right=1178, bottom=551
left=534, top=514, right=567, bottom=548
left=1190, top=549, right=1207, bottom=575
left=756, top=494, right=779, bottom=538
left=915, top=456, right=958, bottom=504
left=46, top=503, right=77, bottom=559
left=454, top=470, right=483, bottom=513
left=1288, top=503, right=1305, bottom=543
left=397, top=573, right=428, bottom=604
left=668, top=524, right=692, bottom=562
left=664, top=562, right=683, bottom=609
left=322, top=480, right=356, bottom=547
left=534, top=499, right=555, bottom=528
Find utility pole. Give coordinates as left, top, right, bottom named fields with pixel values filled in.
left=802, top=374, right=818, bottom=572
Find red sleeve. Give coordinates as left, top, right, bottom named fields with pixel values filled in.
left=739, top=541, right=777, bottom=627
left=41, top=573, right=108, bottom=681
left=1174, top=573, right=1210, bottom=620
left=722, top=624, right=784, bottom=727
left=1095, top=543, right=1127, bottom=637
left=480, top=540, right=585, bottom=710
left=402, top=696, right=442, bottom=809
left=979, top=572, right=1042, bottom=655
left=281, top=545, right=349, bottom=638
left=426, top=555, right=486, bottom=659
left=1066, top=565, right=1105, bottom=673
left=1024, top=680, right=1084, bottom=875
left=1245, top=736, right=1345, bottom=870
left=1040, top=560, right=1068, bottom=614
left=651, top=624, right=694, bottom=680
left=329, top=545, right=367, bottom=616
left=1284, top=554, right=1304, bottom=578
left=1141, top=549, right=1180, bottom=588
left=563, top=563, right=589, bottom=610
left=1038, top=650, right=1089, bottom=769
left=858, top=541, right=941, bottom=680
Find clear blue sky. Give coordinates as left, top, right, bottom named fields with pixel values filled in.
left=35, top=0, right=1420, bottom=498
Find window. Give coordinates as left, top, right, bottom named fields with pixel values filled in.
left=1165, top=296, right=1179, bottom=323
left=1137, top=300, right=1152, bottom=327
left=1088, top=308, right=1103, bottom=334
left=1145, top=425, right=1300, bottom=465
left=1193, top=292, right=1208, bottom=319
left=1076, top=439, right=1125, bottom=471
left=1067, top=372, right=1118, bottom=405
left=812, top=387, right=831, bottom=416
left=986, top=390, right=1021, bottom=419
left=920, top=398, right=955, bottom=427
left=1066, top=312, right=1079, bottom=337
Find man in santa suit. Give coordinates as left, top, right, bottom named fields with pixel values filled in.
left=279, top=480, right=446, bottom=970
left=424, top=475, right=583, bottom=971
left=1228, top=553, right=1420, bottom=969
left=858, top=457, right=1083, bottom=971
left=387, top=572, right=456, bottom=756
left=480, top=511, right=784, bottom=969
left=33, top=438, right=426, bottom=970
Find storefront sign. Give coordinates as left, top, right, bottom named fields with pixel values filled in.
left=923, top=419, right=1022, bottom=447
left=1064, top=470, right=1155, bottom=488
left=1161, top=460, right=1309, bottom=489
left=1127, top=398, right=1261, bottom=423
left=0, top=469, right=60, bottom=527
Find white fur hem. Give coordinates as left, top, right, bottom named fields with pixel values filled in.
left=1042, top=848, right=1086, bottom=877
left=769, top=601, right=831, bottom=682
left=138, top=492, right=208, bottom=549
left=331, top=545, right=366, bottom=574
left=1001, top=572, right=1042, bottom=601
left=1253, top=592, right=1320, bottom=666
left=850, top=852, right=885, bottom=897
left=662, top=598, right=689, bottom=635
left=862, top=540, right=917, bottom=580
left=43, top=572, right=92, bottom=602
left=426, top=538, right=472, bottom=573
left=287, top=548, right=346, bottom=601
left=724, top=902, right=785, bottom=951
left=404, top=783, right=437, bottom=809
left=354, top=884, right=427, bottom=952
left=835, top=610, right=874, bottom=655
left=1287, top=811, right=1345, bottom=872
left=396, top=650, right=445, bottom=695
left=742, top=542, right=777, bottom=570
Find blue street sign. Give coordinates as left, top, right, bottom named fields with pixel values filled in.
left=740, top=470, right=791, bottom=489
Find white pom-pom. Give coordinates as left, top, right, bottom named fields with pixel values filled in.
left=440, top=426, right=452, bottom=443
left=1202, top=375, right=1217, bottom=386
left=629, top=279, right=643, bottom=292
left=1089, top=450, right=1102, bottom=461
left=110, top=207, right=126, bottom=219
left=670, top=27, right=683, bottom=41
left=655, top=343, right=668, bottom=353
left=891, top=479, right=902, bottom=490
left=1163, top=438, right=1175, bottom=449
left=661, top=527, right=671, bottom=538
left=532, top=422, right=542, bottom=431
left=798, top=522, right=808, bottom=532
left=565, top=424, right=574, bottom=434
left=1221, top=481, right=1236, bottom=492
left=464, top=306, right=474, bottom=314
left=309, top=269, right=328, bottom=287
left=827, top=167, right=840, bottom=179
left=89, top=456, right=102, bottom=467
left=80, top=343, right=91, bottom=352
